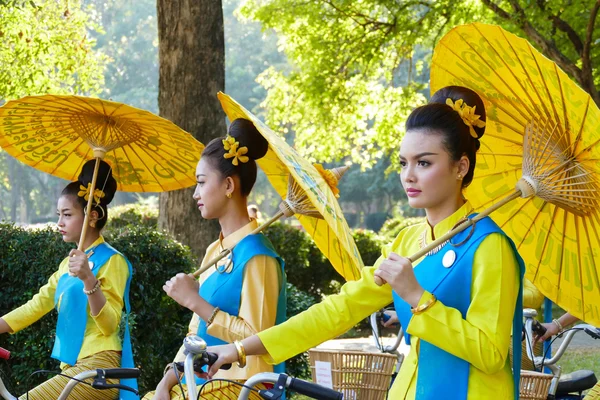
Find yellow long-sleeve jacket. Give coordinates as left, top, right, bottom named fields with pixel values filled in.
left=3, top=237, right=129, bottom=367
left=258, top=202, right=520, bottom=399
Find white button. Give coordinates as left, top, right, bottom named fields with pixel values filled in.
left=442, top=250, right=456, bottom=268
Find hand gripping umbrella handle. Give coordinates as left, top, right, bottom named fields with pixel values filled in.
left=374, top=190, right=522, bottom=286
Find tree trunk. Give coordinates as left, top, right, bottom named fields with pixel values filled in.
left=156, top=0, right=224, bottom=260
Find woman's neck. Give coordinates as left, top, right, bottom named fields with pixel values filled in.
left=79, top=230, right=101, bottom=250
left=425, top=194, right=466, bottom=230
left=219, top=202, right=251, bottom=238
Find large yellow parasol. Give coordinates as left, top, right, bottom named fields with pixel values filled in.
left=428, top=23, right=600, bottom=326
left=192, top=92, right=363, bottom=282
left=0, top=95, right=204, bottom=249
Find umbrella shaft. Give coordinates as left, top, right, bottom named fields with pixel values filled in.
left=191, top=210, right=286, bottom=278
left=374, top=189, right=522, bottom=286
left=78, top=158, right=102, bottom=251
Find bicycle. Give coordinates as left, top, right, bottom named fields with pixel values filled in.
left=523, top=308, right=600, bottom=399
left=178, top=335, right=343, bottom=400
left=0, top=346, right=140, bottom=400
left=369, top=307, right=404, bottom=381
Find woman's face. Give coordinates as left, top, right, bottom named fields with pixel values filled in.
left=399, top=129, right=462, bottom=212
left=193, top=158, right=229, bottom=220
left=56, top=196, right=84, bottom=243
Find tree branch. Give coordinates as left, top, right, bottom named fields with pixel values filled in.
left=482, top=0, right=584, bottom=87
left=582, top=0, right=600, bottom=105
left=549, top=15, right=583, bottom=54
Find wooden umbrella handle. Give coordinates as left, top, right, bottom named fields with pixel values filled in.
left=374, top=189, right=522, bottom=286
left=77, top=157, right=102, bottom=251
left=191, top=210, right=286, bottom=278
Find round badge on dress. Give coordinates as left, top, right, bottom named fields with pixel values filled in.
left=442, top=250, right=456, bottom=268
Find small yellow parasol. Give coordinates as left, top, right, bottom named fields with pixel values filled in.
left=0, top=95, right=204, bottom=250
left=191, top=92, right=363, bottom=282
left=417, top=23, right=600, bottom=326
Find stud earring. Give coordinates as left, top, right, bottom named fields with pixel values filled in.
left=226, top=192, right=232, bottom=199
left=457, top=174, right=463, bottom=180
left=90, top=220, right=97, bottom=228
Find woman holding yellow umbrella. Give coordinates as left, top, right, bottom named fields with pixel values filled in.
left=144, top=119, right=286, bottom=400
left=206, top=86, right=526, bottom=400
left=0, top=159, right=137, bottom=400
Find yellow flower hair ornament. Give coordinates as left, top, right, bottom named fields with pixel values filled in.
left=222, top=135, right=249, bottom=166
left=77, top=183, right=106, bottom=206
left=314, top=163, right=340, bottom=198
left=446, top=98, right=486, bottom=139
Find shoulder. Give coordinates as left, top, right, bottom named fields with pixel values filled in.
left=388, top=221, right=425, bottom=251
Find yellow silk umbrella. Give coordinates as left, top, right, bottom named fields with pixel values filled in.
left=0, top=95, right=204, bottom=249
left=192, top=92, right=363, bottom=282
left=429, top=23, right=600, bottom=326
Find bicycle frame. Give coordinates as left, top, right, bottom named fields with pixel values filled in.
left=523, top=309, right=597, bottom=397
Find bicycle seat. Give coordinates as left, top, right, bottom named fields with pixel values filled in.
left=555, top=370, right=598, bottom=396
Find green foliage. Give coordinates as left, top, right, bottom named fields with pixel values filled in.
left=106, top=203, right=159, bottom=230
left=0, top=0, right=107, bottom=100
left=379, top=215, right=425, bottom=241
left=0, top=223, right=196, bottom=394
left=240, top=0, right=600, bottom=167
left=239, top=0, right=487, bottom=167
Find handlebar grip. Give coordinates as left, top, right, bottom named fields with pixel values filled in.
left=205, top=352, right=232, bottom=370
left=0, top=347, right=10, bottom=360
left=288, top=377, right=343, bottom=400
left=531, top=320, right=547, bottom=337
left=100, top=368, right=141, bottom=379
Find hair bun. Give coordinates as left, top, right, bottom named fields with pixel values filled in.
left=228, top=118, right=269, bottom=161
left=430, top=86, right=486, bottom=142
left=77, top=159, right=117, bottom=205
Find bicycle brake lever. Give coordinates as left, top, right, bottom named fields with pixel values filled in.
left=91, top=380, right=139, bottom=395
left=584, top=327, right=600, bottom=340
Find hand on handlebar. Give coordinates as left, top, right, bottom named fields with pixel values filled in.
left=382, top=310, right=399, bottom=328
left=205, top=344, right=239, bottom=378
left=535, top=322, right=559, bottom=343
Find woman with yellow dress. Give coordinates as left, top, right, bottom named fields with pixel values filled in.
left=206, top=86, right=526, bottom=399
left=0, top=160, right=137, bottom=400
left=145, top=118, right=286, bottom=400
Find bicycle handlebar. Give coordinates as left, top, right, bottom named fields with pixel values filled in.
left=99, top=368, right=141, bottom=379
left=288, top=376, right=343, bottom=400
left=0, top=348, right=9, bottom=361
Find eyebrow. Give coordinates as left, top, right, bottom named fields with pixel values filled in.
left=400, top=152, right=438, bottom=159
left=57, top=208, right=71, bottom=213
left=196, top=174, right=206, bottom=179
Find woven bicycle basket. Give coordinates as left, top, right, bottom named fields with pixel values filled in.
left=520, top=370, right=553, bottom=400
left=308, top=349, right=397, bottom=400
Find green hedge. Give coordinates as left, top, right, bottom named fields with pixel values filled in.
left=0, top=223, right=195, bottom=395
left=379, top=215, right=425, bottom=241
left=0, top=207, right=384, bottom=392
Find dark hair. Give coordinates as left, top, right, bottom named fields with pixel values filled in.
left=405, top=86, right=486, bottom=187
left=61, top=159, right=117, bottom=230
left=201, top=118, right=268, bottom=196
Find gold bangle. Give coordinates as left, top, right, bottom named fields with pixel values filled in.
left=411, top=295, right=437, bottom=315
left=207, top=307, right=220, bottom=326
left=233, top=340, right=246, bottom=368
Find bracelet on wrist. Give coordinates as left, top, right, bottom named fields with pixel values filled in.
left=233, top=340, right=246, bottom=368
left=207, top=306, right=220, bottom=326
left=552, top=318, right=564, bottom=332
left=411, top=294, right=437, bottom=315
left=83, top=279, right=101, bottom=295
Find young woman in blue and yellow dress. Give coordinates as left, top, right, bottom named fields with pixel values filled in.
left=145, top=118, right=286, bottom=400
left=207, top=86, right=527, bottom=400
left=0, top=160, right=137, bottom=400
